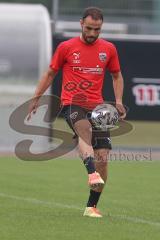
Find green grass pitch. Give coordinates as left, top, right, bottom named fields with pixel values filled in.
left=0, top=156, right=160, bottom=240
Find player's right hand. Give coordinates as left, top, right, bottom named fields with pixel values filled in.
left=27, top=97, right=40, bottom=121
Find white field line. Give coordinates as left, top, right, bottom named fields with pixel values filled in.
left=0, top=192, right=82, bottom=210
left=0, top=192, right=160, bottom=227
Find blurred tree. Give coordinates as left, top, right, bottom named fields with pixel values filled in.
left=0, top=0, right=154, bottom=19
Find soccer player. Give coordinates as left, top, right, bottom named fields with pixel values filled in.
left=28, top=7, right=126, bottom=218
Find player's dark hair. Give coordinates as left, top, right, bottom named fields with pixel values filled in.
left=82, top=7, right=103, bottom=22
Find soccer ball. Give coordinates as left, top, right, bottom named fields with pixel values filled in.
left=91, top=103, right=119, bottom=130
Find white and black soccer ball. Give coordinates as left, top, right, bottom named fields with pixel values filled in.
left=91, top=103, right=119, bottom=130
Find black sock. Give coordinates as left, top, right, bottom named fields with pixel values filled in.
left=87, top=189, right=102, bottom=207
left=83, top=156, right=96, bottom=174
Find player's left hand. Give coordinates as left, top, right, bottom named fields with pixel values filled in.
left=116, top=103, right=126, bottom=120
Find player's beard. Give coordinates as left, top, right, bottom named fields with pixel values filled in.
left=82, top=32, right=99, bottom=44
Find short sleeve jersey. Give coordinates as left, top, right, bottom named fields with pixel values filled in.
left=50, top=37, right=120, bottom=109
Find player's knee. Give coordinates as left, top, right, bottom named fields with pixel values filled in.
left=74, top=120, right=92, bottom=141
left=74, top=119, right=91, bottom=132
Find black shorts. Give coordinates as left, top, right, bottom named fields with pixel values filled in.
left=62, top=105, right=112, bottom=150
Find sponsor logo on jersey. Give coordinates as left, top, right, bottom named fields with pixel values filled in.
left=73, top=66, right=103, bottom=74
left=99, top=52, right=107, bottom=62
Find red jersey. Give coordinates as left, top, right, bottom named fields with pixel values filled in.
left=50, top=37, right=120, bottom=109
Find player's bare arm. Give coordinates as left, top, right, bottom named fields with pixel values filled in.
left=27, top=68, right=56, bottom=121
left=112, top=71, right=126, bottom=119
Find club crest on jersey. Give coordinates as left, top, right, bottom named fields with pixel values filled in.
left=99, top=52, right=107, bottom=62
